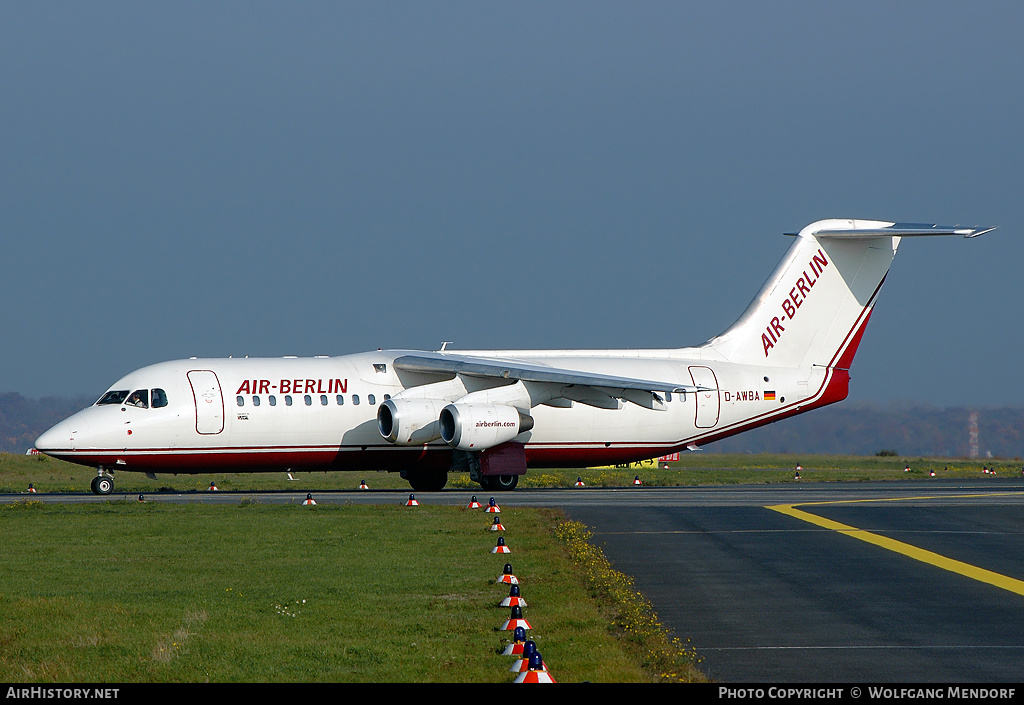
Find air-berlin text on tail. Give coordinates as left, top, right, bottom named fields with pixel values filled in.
left=762, top=248, right=829, bottom=357
left=234, top=378, right=348, bottom=395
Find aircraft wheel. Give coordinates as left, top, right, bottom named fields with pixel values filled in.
left=481, top=474, right=519, bottom=491
left=92, top=476, right=113, bottom=495
left=406, top=468, right=448, bottom=492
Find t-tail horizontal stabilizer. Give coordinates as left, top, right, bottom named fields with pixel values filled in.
left=706, top=219, right=992, bottom=370
left=799, top=222, right=996, bottom=239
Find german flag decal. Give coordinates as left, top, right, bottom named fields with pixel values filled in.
left=764, top=390, right=776, bottom=401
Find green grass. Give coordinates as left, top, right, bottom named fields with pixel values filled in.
left=2, top=450, right=1014, bottom=683
left=0, top=500, right=701, bottom=683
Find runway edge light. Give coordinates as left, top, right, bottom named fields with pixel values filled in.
left=513, top=652, right=555, bottom=683
left=500, top=605, right=531, bottom=631
left=500, top=584, right=526, bottom=608
left=510, top=641, right=541, bottom=673
left=497, top=563, right=518, bottom=585
left=502, top=626, right=528, bottom=655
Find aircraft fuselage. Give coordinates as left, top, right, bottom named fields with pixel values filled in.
left=36, top=349, right=838, bottom=475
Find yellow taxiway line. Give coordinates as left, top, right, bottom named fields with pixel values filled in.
left=767, top=494, right=1024, bottom=597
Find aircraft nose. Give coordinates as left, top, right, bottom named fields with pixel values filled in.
left=35, top=420, right=75, bottom=453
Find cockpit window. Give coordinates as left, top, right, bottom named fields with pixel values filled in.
left=126, top=390, right=149, bottom=408
left=151, top=388, right=168, bottom=408
left=97, top=390, right=130, bottom=406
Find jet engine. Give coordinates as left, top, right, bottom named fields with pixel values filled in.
left=377, top=398, right=447, bottom=445
left=438, top=403, right=534, bottom=451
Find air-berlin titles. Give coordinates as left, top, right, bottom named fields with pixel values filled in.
left=761, top=248, right=829, bottom=357
left=235, top=378, right=348, bottom=395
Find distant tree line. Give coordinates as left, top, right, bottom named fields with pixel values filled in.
left=1, top=393, right=1022, bottom=459
left=0, top=393, right=94, bottom=455
left=707, top=402, right=1024, bottom=459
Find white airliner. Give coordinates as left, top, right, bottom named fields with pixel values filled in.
left=35, top=219, right=992, bottom=494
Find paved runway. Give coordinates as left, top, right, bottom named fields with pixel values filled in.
left=561, top=481, right=1024, bottom=683
left=10, top=479, right=1024, bottom=682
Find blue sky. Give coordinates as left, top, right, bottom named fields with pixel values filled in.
left=1, top=2, right=1020, bottom=406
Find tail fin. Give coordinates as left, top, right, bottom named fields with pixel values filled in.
left=705, top=219, right=993, bottom=369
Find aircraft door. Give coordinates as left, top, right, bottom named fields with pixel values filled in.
left=188, top=370, right=225, bottom=435
left=688, top=366, right=720, bottom=428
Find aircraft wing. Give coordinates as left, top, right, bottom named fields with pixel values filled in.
left=390, top=351, right=706, bottom=396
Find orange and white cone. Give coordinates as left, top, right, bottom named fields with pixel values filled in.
left=406, top=494, right=419, bottom=506
left=502, top=626, right=528, bottom=655
left=497, top=563, right=519, bottom=585
left=513, top=652, right=555, bottom=683
left=467, top=495, right=482, bottom=509
left=302, top=493, right=316, bottom=506
left=500, top=584, right=526, bottom=608
left=492, top=537, right=511, bottom=554
left=633, top=475, right=642, bottom=486
left=485, top=497, right=501, bottom=513
left=575, top=477, right=585, bottom=487
left=359, top=480, right=369, bottom=490
left=490, top=516, right=505, bottom=532
left=500, top=605, right=531, bottom=631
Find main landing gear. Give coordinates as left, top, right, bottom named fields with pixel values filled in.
left=91, top=470, right=114, bottom=495
left=479, top=474, right=519, bottom=491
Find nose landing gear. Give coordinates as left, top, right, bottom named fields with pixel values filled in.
left=90, top=470, right=114, bottom=495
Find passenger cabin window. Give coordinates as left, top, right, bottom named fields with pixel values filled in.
left=352, top=394, right=360, bottom=405
left=97, top=390, right=130, bottom=406
left=236, top=396, right=244, bottom=407
left=253, top=396, right=261, bottom=406
left=320, top=395, right=328, bottom=406
left=336, top=395, right=344, bottom=405
left=269, top=395, right=277, bottom=406
left=304, top=395, right=312, bottom=406
left=285, top=395, right=293, bottom=406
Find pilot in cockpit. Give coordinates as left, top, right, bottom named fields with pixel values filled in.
left=126, top=390, right=149, bottom=408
